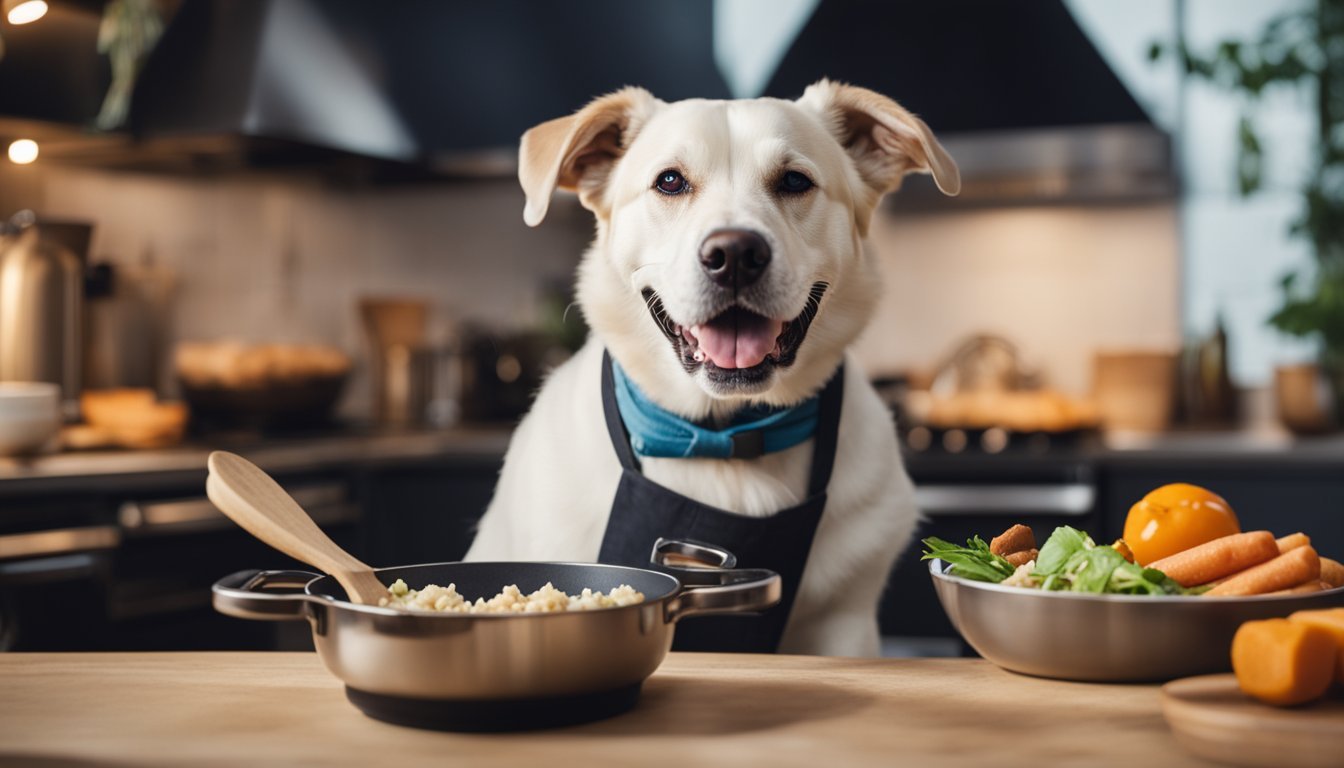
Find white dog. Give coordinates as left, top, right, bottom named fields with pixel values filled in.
left=466, top=80, right=959, bottom=656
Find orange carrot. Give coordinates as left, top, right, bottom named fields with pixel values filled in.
left=1321, top=557, right=1344, bottom=589
left=1276, top=532, right=1311, bottom=554
left=1147, top=531, right=1279, bottom=588
left=1207, top=546, right=1322, bottom=597
left=1268, top=580, right=1328, bottom=596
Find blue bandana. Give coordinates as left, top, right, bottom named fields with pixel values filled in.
left=611, top=360, right=821, bottom=459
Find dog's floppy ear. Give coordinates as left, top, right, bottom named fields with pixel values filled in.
left=519, top=87, right=659, bottom=227
left=798, top=79, right=960, bottom=204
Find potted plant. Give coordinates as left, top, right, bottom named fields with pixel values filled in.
left=1156, top=0, right=1344, bottom=425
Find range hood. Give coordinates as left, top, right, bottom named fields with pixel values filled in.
left=9, top=0, right=1168, bottom=198
left=765, top=0, right=1174, bottom=206
left=34, top=0, right=731, bottom=179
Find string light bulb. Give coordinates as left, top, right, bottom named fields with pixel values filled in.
left=8, top=139, right=38, bottom=165
left=5, top=0, right=48, bottom=25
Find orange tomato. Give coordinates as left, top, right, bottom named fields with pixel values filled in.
left=1123, top=483, right=1241, bottom=566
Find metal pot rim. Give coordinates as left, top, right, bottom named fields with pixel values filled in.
left=299, top=560, right=684, bottom=621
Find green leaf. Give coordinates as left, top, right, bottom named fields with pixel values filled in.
left=1237, top=116, right=1264, bottom=196
left=1033, top=526, right=1091, bottom=576
left=1065, top=547, right=1128, bottom=593
left=921, top=536, right=1015, bottom=583
left=1106, top=562, right=1187, bottom=595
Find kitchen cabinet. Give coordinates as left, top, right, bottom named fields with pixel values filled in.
left=359, top=456, right=501, bottom=566
left=0, top=469, right=361, bottom=652
left=0, top=429, right=512, bottom=652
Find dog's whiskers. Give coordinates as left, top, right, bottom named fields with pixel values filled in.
left=642, top=289, right=679, bottom=339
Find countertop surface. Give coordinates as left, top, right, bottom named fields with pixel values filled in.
left=0, top=426, right=513, bottom=494
left=0, top=651, right=1211, bottom=767
left=3, top=423, right=1343, bottom=494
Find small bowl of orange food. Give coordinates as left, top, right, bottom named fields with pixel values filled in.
left=924, top=483, right=1344, bottom=682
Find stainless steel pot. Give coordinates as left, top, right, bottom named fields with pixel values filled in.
left=214, top=539, right=780, bottom=730
left=930, top=558, right=1344, bottom=682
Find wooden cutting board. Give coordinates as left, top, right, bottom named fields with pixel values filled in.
left=1161, top=674, right=1344, bottom=768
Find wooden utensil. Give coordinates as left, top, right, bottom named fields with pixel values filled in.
left=1161, top=673, right=1344, bottom=768
left=206, top=451, right=386, bottom=605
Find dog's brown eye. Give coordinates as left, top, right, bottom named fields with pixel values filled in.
left=654, top=170, right=688, bottom=195
left=778, top=171, right=814, bottom=195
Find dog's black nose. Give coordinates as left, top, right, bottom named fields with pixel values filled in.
left=699, top=229, right=771, bottom=290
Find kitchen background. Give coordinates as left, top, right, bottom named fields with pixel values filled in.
left=0, top=0, right=1340, bottom=654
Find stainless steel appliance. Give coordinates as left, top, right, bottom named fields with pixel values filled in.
left=0, top=211, right=92, bottom=415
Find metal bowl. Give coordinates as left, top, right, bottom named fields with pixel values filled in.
left=929, top=558, right=1344, bottom=682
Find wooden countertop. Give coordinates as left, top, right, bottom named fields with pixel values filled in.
left=0, top=652, right=1212, bottom=767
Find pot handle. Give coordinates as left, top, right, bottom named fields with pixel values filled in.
left=212, top=569, right=324, bottom=621
left=651, top=537, right=736, bottom=577
left=652, top=538, right=782, bottom=623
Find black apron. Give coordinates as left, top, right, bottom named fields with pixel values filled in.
left=596, top=351, right=844, bottom=653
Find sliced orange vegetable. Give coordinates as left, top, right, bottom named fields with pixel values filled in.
left=1231, top=619, right=1335, bottom=706
left=1288, top=608, right=1344, bottom=685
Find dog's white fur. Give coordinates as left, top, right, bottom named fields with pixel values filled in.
left=466, top=80, right=959, bottom=656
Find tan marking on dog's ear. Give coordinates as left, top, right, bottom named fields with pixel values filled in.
left=518, top=87, right=659, bottom=227
left=798, top=79, right=960, bottom=206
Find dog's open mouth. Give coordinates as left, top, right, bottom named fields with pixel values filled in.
left=643, top=283, right=828, bottom=380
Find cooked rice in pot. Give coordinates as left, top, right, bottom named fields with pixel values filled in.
left=379, top=579, right=644, bottom=613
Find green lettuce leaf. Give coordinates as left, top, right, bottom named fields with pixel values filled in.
left=1033, top=526, right=1093, bottom=576
left=1064, top=547, right=1129, bottom=593
left=921, top=536, right=1016, bottom=583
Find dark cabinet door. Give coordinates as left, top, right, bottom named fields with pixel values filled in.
left=360, top=456, right=502, bottom=566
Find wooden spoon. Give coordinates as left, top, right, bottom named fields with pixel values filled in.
left=206, top=450, right=386, bottom=605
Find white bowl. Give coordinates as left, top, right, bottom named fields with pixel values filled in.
left=0, top=382, right=61, bottom=455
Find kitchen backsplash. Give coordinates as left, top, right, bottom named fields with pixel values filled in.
left=860, top=203, right=1181, bottom=395
left=1, top=165, right=1180, bottom=410
left=2, top=165, right=595, bottom=414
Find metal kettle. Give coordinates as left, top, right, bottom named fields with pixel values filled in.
left=0, top=211, right=93, bottom=415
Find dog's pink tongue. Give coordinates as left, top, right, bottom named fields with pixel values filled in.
left=693, top=309, right=784, bottom=369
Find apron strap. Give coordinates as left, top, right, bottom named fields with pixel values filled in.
left=806, top=361, right=845, bottom=498
left=600, top=348, right=845, bottom=492
left=601, top=350, right=641, bottom=471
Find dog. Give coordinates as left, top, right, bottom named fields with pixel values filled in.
left=465, top=80, right=959, bottom=656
